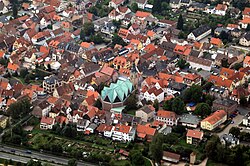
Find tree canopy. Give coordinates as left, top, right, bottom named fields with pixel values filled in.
left=194, top=103, right=211, bottom=117
left=177, top=14, right=184, bottom=30
left=150, top=134, right=164, bottom=163
left=183, top=85, right=203, bottom=103
left=8, top=98, right=32, bottom=119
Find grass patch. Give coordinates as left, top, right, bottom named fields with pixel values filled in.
left=206, top=159, right=228, bottom=166
left=112, top=160, right=131, bottom=166
left=126, top=109, right=136, bottom=116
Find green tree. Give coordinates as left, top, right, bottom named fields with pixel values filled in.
left=152, top=0, right=161, bottom=13
left=27, top=160, right=42, bottom=166
left=163, top=98, right=173, bottom=111
left=177, top=58, right=188, bottom=69
left=194, top=103, right=211, bottom=117
left=205, top=135, right=221, bottom=160
left=111, top=34, right=127, bottom=47
left=19, top=68, right=28, bottom=78
left=240, top=95, right=248, bottom=106
left=150, top=134, right=163, bottom=163
left=8, top=98, right=32, bottom=119
left=232, top=63, right=243, bottom=70
left=153, top=99, right=159, bottom=111
left=50, top=143, right=63, bottom=153
left=68, top=159, right=77, bottom=166
left=129, top=150, right=145, bottom=165
left=0, top=58, right=8, bottom=67
left=171, top=97, right=185, bottom=115
left=82, top=22, right=95, bottom=36
left=177, top=14, right=184, bottom=30
left=202, top=82, right=214, bottom=92
left=229, top=127, right=240, bottom=138
left=125, top=93, right=138, bottom=111
left=183, top=85, right=203, bottom=103
left=130, top=3, right=138, bottom=13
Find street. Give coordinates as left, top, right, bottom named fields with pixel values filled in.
left=0, top=145, right=96, bottom=166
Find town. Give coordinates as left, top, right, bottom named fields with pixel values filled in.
left=0, top=0, right=250, bottom=165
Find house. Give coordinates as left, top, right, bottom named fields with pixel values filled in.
left=40, top=116, right=55, bottom=130
left=208, top=75, right=234, bottom=91
left=43, top=75, right=61, bottom=93
left=239, top=32, right=250, bottom=47
left=243, top=56, right=250, bottom=68
left=239, top=18, right=250, bottom=29
left=7, top=63, right=19, bottom=74
left=200, top=110, right=227, bottom=131
left=183, top=73, right=201, bottom=86
left=212, top=98, right=238, bottom=116
left=220, top=134, right=239, bottom=148
left=178, top=114, right=201, bottom=128
left=156, top=110, right=178, bottom=126
left=0, top=2, right=8, bottom=14
left=243, top=113, right=250, bottom=127
left=210, top=37, right=223, bottom=47
left=140, top=87, right=164, bottom=103
left=111, top=124, right=136, bottom=142
left=85, top=123, right=98, bottom=134
left=135, top=105, right=155, bottom=122
left=162, top=151, right=180, bottom=164
left=0, top=115, right=8, bottom=129
left=187, top=25, right=211, bottom=41
left=186, top=129, right=203, bottom=144
left=214, top=4, right=228, bottom=16
left=187, top=56, right=212, bottom=71
left=136, top=0, right=148, bottom=9
left=96, top=124, right=113, bottom=138
left=158, top=19, right=177, bottom=28
left=109, top=0, right=124, bottom=8
left=101, top=79, right=133, bottom=110
left=32, top=100, right=52, bottom=118
left=136, top=124, right=156, bottom=141
left=77, top=119, right=90, bottom=132
left=169, top=0, right=181, bottom=9
left=243, top=7, right=250, bottom=19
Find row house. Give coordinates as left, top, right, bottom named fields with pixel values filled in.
left=155, top=110, right=178, bottom=126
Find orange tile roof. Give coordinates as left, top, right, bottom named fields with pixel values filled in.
left=184, top=73, right=200, bottom=80
left=174, top=44, right=191, bottom=56
left=147, top=30, right=155, bottom=37
left=47, top=96, right=59, bottom=105
left=7, top=63, right=19, bottom=71
left=186, top=129, right=203, bottom=139
left=6, top=98, right=16, bottom=106
left=202, top=110, right=226, bottom=125
left=243, top=7, right=250, bottom=15
left=80, top=42, right=92, bottom=48
left=241, top=18, right=250, bottom=24
left=41, top=116, right=54, bottom=125
left=86, top=90, right=99, bottom=98
left=0, top=81, right=8, bottom=90
left=113, top=56, right=127, bottom=66
left=208, top=75, right=233, bottom=88
left=137, top=124, right=156, bottom=137
left=244, top=56, right=250, bottom=65
left=118, top=28, right=129, bottom=38
left=193, top=42, right=203, bottom=50
left=143, top=44, right=156, bottom=53
left=210, top=37, right=223, bottom=46
left=100, top=66, right=114, bottom=76
left=157, top=110, right=176, bottom=119
left=114, top=124, right=131, bottom=134
left=135, top=11, right=151, bottom=18
left=215, top=4, right=227, bottom=11
left=220, top=67, right=235, bottom=78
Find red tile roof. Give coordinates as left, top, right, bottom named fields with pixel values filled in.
left=157, top=110, right=176, bottom=119
left=186, top=129, right=203, bottom=139
left=202, top=110, right=227, bottom=125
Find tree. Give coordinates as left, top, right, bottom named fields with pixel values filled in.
left=8, top=98, right=32, bottom=119
left=205, top=135, right=221, bottom=160
left=177, top=14, right=184, bottom=30
left=111, top=34, right=127, bottom=47
left=171, top=97, right=185, bottom=115
left=202, top=82, right=214, bottom=92
left=94, top=98, right=102, bottom=110
left=50, top=143, right=63, bottom=153
left=221, top=58, right=229, bottom=68
left=177, top=58, right=188, bottom=69
left=152, top=0, right=161, bottom=13
left=19, top=68, right=28, bottom=78
left=163, top=98, right=173, bottom=111
left=232, top=63, right=243, bottom=70
left=194, top=103, right=211, bottom=117
left=183, top=85, right=203, bottom=103
left=0, top=58, right=8, bottom=67
left=240, top=95, right=248, bottom=106
left=82, top=22, right=95, bottom=37
left=129, top=150, right=145, bottom=165
left=27, top=160, right=42, bottom=166
left=150, top=134, right=163, bottom=163
left=229, top=127, right=240, bottom=138
left=68, top=159, right=77, bottom=166
left=130, top=3, right=138, bottom=13
left=125, top=93, right=138, bottom=111
left=153, top=99, right=159, bottom=111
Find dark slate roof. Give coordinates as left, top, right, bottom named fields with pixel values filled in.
left=191, top=25, right=211, bottom=37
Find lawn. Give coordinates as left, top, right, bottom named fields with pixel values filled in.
left=206, top=159, right=228, bottom=166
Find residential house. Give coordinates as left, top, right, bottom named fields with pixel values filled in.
left=201, top=110, right=227, bottom=131
left=210, top=37, right=223, bottom=47
left=187, top=25, right=211, bottom=41
left=239, top=18, right=250, bottom=29
left=40, top=116, right=55, bottom=130
left=156, top=110, right=178, bottom=126
left=32, top=100, right=52, bottom=118
left=77, top=119, right=90, bottom=132
left=43, top=75, right=61, bottom=93
left=178, top=114, right=201, bottom=128
left=183, top=73, right=201, bottom=86
left=96, top=124, right=113, bottom=138
left=240, top=32, right=250, bottom=47
left=214, top=4, right=228, bottom=16
left=111, top=124, right=136, bottom=142
left=140, top=87, right=164, bottom=103
left=109, top=0, right=124, bottom=8
left=162, top=151, right=181, bottom=164
left=243, top=56, right=250, bottom=68
left=212, top=98, right=238, bottom=116
left=243, top=113, right=250, bottom=128
left=220, top=134, right=239, bottom=148
left=187, top=56, right=212, bottom=71
left=135, top=105, right=155, bottom=122
left=169, top=0, right=181, bottom=8
left=136, top=0, right=148, bottom=9
left=136, top=124, right=156, bottom=141
left=186, top=129, right=203, bottom=144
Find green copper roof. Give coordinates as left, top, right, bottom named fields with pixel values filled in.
left=101, top=79, right=133, bottom=103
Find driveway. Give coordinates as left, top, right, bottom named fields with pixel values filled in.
left=217, top=114, right=244, bottom=137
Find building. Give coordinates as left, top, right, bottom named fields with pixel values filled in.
left=135, top=105, right=155, bottom=122
left=135, top=0, right=148, bottom=9
left=140, top=87, right=164, bottom=103
left=101, top=79, right=133, bottom=110
left=32, top=100, right=52, bottom=118
left=239, top=32, right=250, bottom=47
left=243, top=56, right=250, bottom=68
left=186, top=129, right=203, bottom=144
left=156, top=110, right=178, bottom=126
left=162, top=151, right=181, bottom=164
left=111, top=124, right=136, bottom=142
left=187, top=55, right=212, bottom=71
left=212, top=98, right=238, bottom=116
left=136, top=124, right=156, bottom=141
left=0, top=115, right=8, bottom=129
left=43, top=75, right=61, bottom=93
left=220, top=134, right=239, bottom=148
left=187, top=25, right=211, bottom=41
left=178, top=114, right=201, bottom=128
left=201, top=110, right=227, bottom=131
left=243, top=113, right=250, bottom=128
left=40, top=116, right=55, bottom=130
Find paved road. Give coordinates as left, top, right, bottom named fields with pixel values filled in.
left=0, top=145, right=96, bottom=166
